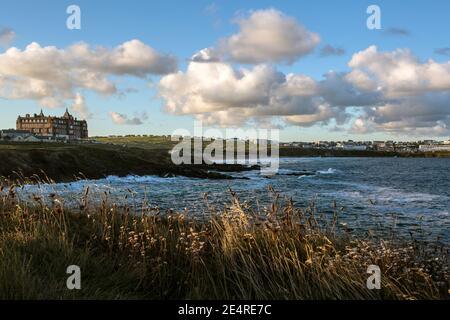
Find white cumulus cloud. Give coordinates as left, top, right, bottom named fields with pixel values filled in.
left=215, top=9, right=320, bottom=64
left=71, top=93, right=92, bottom=120
left=0, top=39, right=177, bottom=109
left=158, top=60, right=352, bottom=127
left=159, top=44, right=450, bottom=136
left=348, top=45, right=450, bottom=97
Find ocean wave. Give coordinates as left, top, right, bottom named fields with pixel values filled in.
left=377, top=190, right=441, bottom=203
left=276, top=169, right=314, bottom=175
left=323, top=182, right=444, bottom=204
left=297, top=174, right=315, bottom=179
left=317, top=168, right=338, bottom=174
left=104, top=175, right=185, bottom=184
left=17, top=175, right=187, bottom=199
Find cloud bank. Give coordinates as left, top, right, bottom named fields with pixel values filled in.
left=159, top=62, right=354, bottom=127
left=0, top=39, right=177, bottom=118
left=2, top=8, right=450, bottom=137
left=160, top=9, right=450, bottom=136
left=160, top=44, right=450, bottom=136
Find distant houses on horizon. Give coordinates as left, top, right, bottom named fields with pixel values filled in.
left=279, top=139, right=450, bottom=153
left=1, top=112, right=450, bottom=153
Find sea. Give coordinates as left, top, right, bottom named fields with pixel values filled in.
left=17, top=157, right=450, bottom=243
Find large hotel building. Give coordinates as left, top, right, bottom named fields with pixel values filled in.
left=16, top=109, right=88, bottom=140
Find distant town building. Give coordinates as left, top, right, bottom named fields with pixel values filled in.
left=394, top=141, right=418, bottom=153
left=373, top=141, right=395, bottom=152
left=336, top=142, right=367, bottom=151
left=422, top=140, right=438, bottom=144
left=268, top=139, right=450, bottom=153
left=16, top=109, right=88, bottom=140
left=0, top=129, right=39, bottom=142
left=418, top=144, right=450, bottom=152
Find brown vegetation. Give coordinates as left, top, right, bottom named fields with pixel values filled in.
left=0, top=180, right=447, bottom=300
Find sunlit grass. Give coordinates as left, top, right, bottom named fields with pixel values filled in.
left=0, top=179, right=448, bottom=300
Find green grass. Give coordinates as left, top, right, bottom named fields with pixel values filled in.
left=93, top=135, right=176, bottom=150
left=0, top=182, right=447, bottom=300
left=0, top=141, right=244, bottom=182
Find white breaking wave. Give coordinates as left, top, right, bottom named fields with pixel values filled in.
left=317, top=168, right=337, bottom=174
left=323, top=182, right=444, bottom=205
left=104, top=175, right=185, bottom=184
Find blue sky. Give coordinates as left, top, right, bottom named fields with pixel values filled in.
left=1, top=0, right=450, bottom=141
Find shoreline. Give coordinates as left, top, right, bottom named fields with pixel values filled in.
left=1, top=141, right=449, bottom=184
left=279, top=147, right=450, bottom=158
left=0, top=142, right=260, bottom=183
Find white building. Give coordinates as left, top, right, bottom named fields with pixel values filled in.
left=336, top=143, right=367, bottom=151
left=418, top=144, right=450, bottom=152
left=0, top=129, right=33, bottom=141
left=0, top=129, right=45, bottom=142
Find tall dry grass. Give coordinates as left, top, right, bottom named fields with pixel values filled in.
left=0, top=178, right=448, bottom=300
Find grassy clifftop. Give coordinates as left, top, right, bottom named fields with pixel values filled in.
left=0, top=142, right=252, bottom=182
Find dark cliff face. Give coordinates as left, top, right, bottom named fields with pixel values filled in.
left=0, top=143, right=257, bottom=183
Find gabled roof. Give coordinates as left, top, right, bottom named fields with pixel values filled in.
left=63, top=108, right=72, bottom=118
